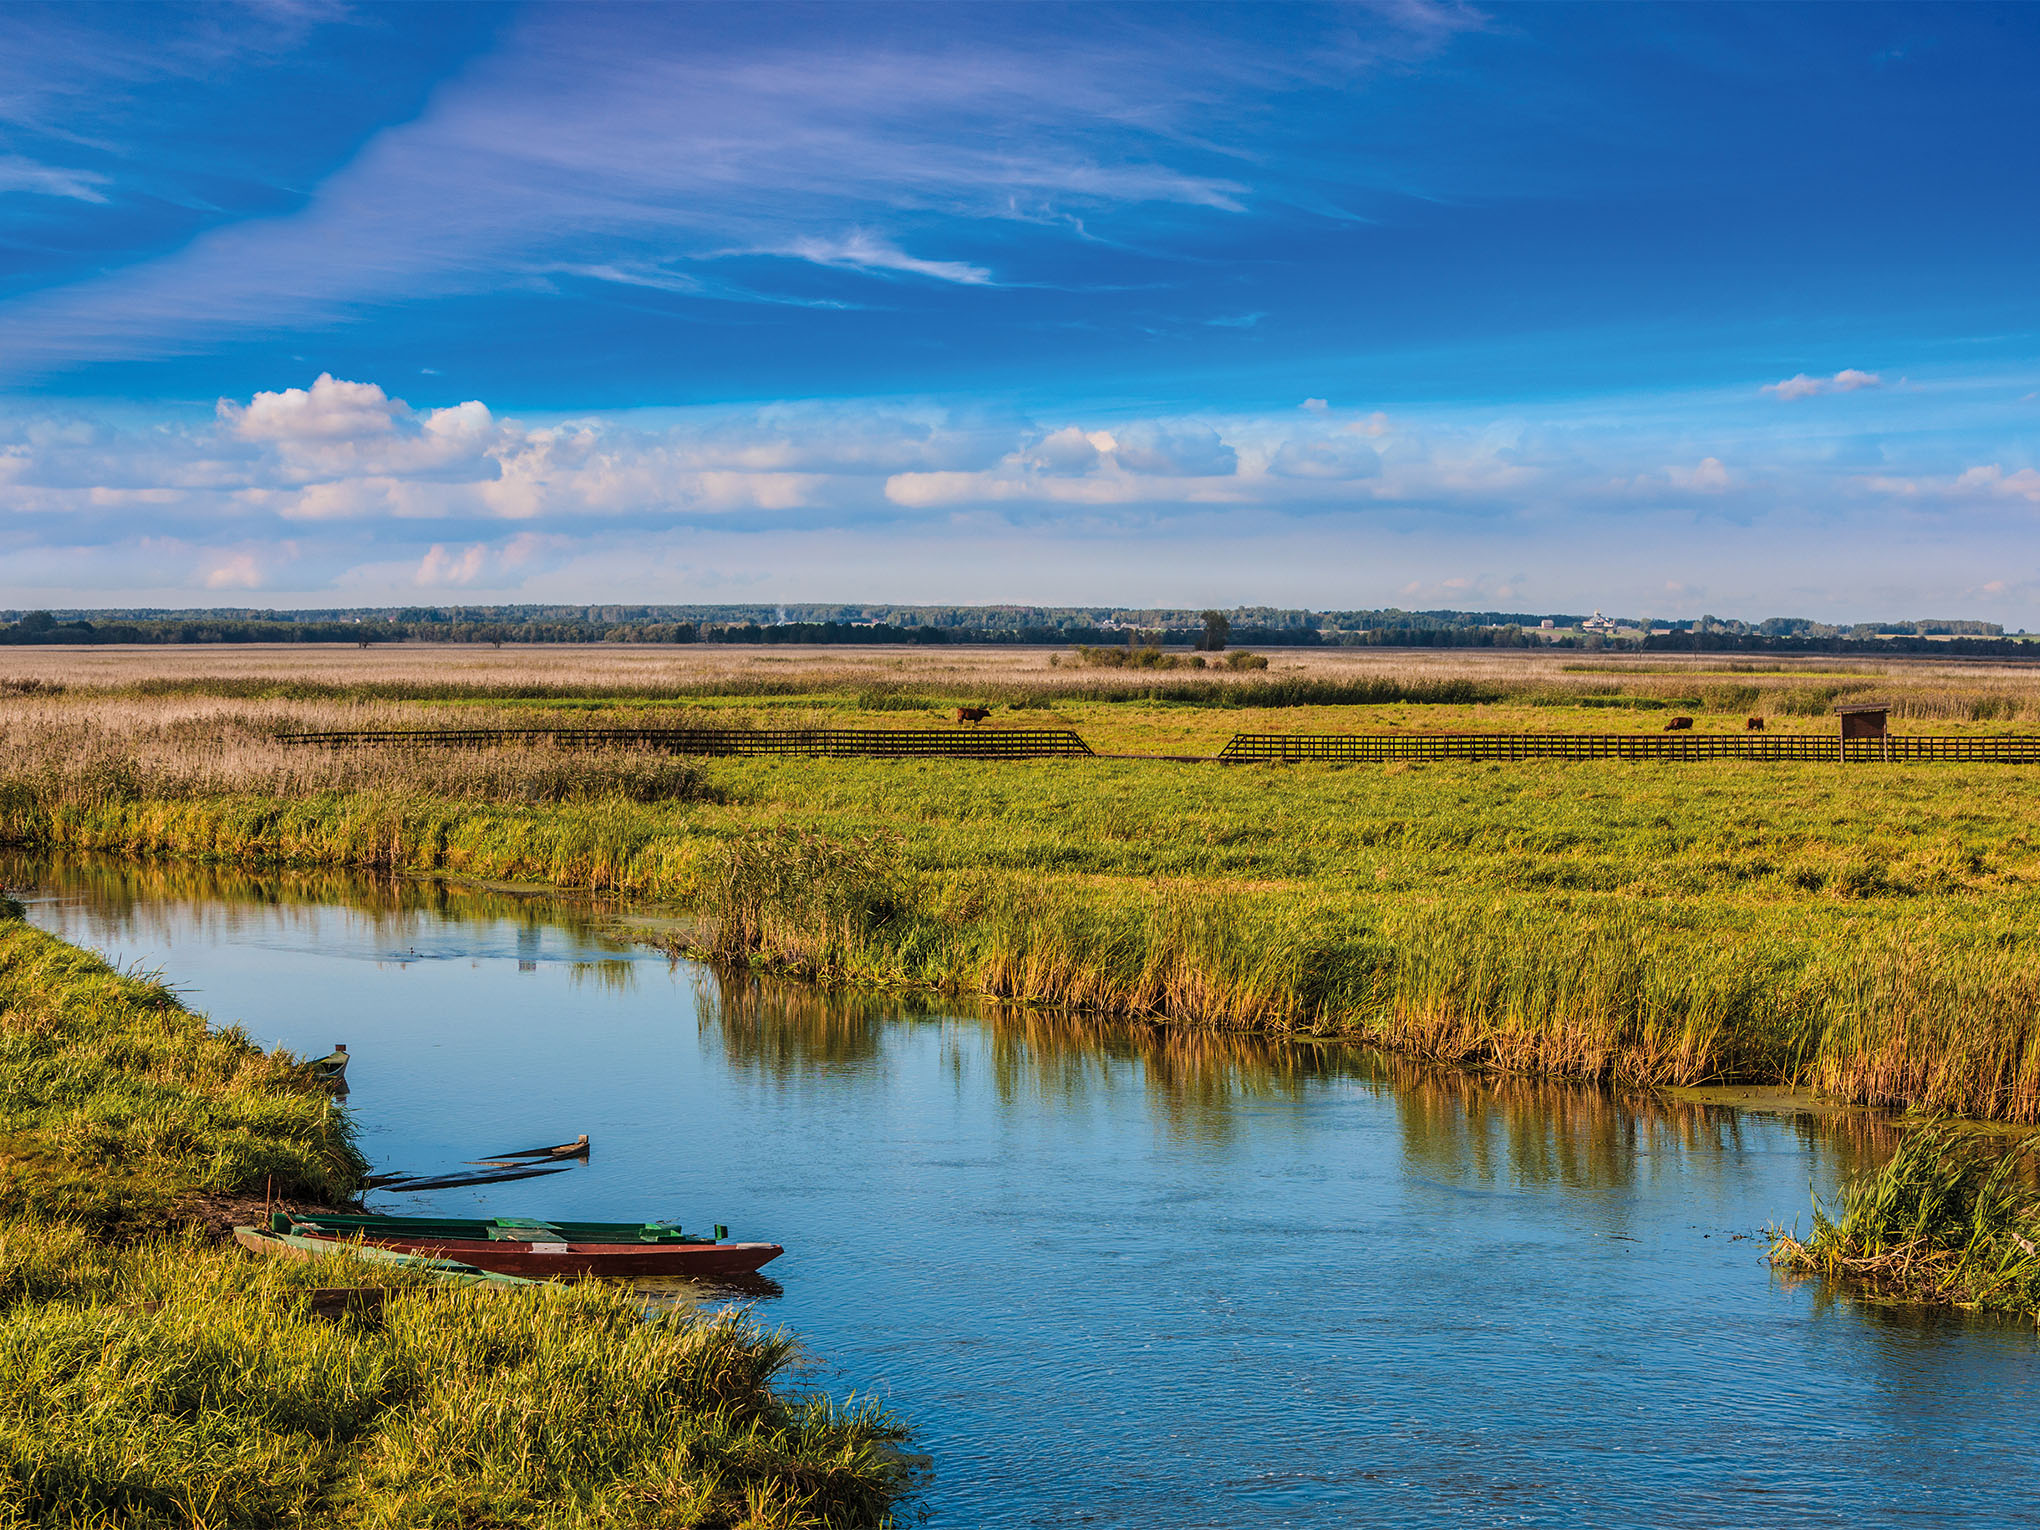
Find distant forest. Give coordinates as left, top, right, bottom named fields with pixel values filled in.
left=0, top=603, right=2026, bottom=656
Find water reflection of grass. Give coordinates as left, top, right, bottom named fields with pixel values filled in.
left=1, top=849, right=643, bottom=956
left=1387, top=1057, right=1904, bottom=1196
left=696, top=965, right=1913, bottom=1184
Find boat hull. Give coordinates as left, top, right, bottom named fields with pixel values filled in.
left=274, top=1229, right=783, bottom=1279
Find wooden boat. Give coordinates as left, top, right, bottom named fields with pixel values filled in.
left=468, top=1134, right=591, bottom=1166
left=259, top=1211, right=782, bottom=1279
left=307, top=1044, right=349, bottom=1086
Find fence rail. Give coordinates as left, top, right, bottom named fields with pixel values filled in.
left=1216, top=732, right=2040, bottom=763
left=282, top=726, right=1095, bottom=759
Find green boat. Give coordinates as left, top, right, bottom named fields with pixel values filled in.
left=254, top=1211, right=783, bottom=1280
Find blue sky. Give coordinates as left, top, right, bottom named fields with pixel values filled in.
left=3, top=1, right=2038, bottom=618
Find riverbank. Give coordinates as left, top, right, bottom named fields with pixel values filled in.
left=0, top=901, right=911, bottom=1528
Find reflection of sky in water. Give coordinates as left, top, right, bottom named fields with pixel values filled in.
left=9, top=852, right=2037, bottom=1529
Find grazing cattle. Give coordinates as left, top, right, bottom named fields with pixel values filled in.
left=956, top=706, right=992, bottom=724
left=1746, top=716, right=1766, bottom=731
left=1663, top=715, right=1694, bottom=731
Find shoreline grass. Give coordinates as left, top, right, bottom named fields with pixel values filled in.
left=0, top=901, right=913, bottom=1528
left=1769, top=1121, right=2040, bottom=1317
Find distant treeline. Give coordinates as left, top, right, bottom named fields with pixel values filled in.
left=0, top=603, right=2026, bottom=653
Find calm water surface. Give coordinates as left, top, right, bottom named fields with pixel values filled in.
left=9, top=855, right=2036, bottom=1529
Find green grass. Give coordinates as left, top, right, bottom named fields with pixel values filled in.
left=0, top=1229, right=908, bottom=1529
left=0, top=918, right=361, bottom=1234
left=1769, top=1121, right=2040, bottom=1316
left=0, top=906, right=912, bottom=1529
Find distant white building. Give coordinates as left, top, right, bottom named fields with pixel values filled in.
left=1581, top=610, right=1618, bottom=633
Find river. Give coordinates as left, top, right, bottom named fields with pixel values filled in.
left=8, top=853, right=2035, bottom=1528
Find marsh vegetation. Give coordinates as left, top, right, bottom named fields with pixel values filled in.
left=6, top=644, right=2040, bottom=1123
left=1770, top=1121, right=2040, bottom=1316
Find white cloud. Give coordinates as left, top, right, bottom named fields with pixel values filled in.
left=1954, top=464, right=2040, bottom=503
left=1111, top=421, right=1235, bottom=477
left=1668, top=456, right=1731, bottom=492
left=1023, top=427, right=1110, bottom=475
left=222, top=374, right=407, bottom=442
left=7, top=375, right=2040, bottom=621
left=201, top=552, right=265, bottom=589
left=772, top=231, right=992, bottom=286
left=0, top=153, right=110, bottom=202
left=1268, top=436, right=1381, bottom=480
left=1763, top=368, right=1882, bottom=401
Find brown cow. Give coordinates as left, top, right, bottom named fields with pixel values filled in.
left=1663, top=715, right=1694, bottom=731
left=1746, top=716, right=1765, bottom=731
left=956, top=706, right=992, bottom=724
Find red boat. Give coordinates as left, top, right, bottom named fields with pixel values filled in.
left=247, top=1212, right=783, bottom=1280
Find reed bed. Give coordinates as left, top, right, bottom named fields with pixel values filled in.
left=0, top=906, right=912, bottom=1529
left=1769, top=1121, right=2040, bottom=1315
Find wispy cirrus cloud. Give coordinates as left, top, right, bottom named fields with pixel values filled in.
left=0, top=153, right=110, bottom=202
left=770, top=232, right=993, bottom=286
left=0, top=5, right=1471, bottom=379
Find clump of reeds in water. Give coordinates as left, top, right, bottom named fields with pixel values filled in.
left=1769, top=1121, right=2040, bottom=1315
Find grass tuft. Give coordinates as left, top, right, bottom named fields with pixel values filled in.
left=1769, top=1121, right=2040, bottom=1315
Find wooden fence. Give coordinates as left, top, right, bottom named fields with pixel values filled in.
left=1216, top=733, right=2040, bottom=764
left=282, top=726, right=1096, bottom=760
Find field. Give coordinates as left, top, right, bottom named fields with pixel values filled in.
left=6, top=643, right=2040, bottom=1123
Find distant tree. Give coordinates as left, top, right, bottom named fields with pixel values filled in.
left=1196, top=610, right=1230, bottom=651
left=18, top=612, right=55, bottom=633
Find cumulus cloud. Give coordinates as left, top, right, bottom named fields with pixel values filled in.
left=1954, top=464, right=2040, bottom=503
left=222, top=374, right=407, bottom=442
left=201, top=552, right=265, bottom=589
left=1019, top=427, right=1110, bottom=475
left=1268, top=436, right=1381, bottom=480
left=1863, top=463, right=2040, bottom=505
left=1110, top=422, right=1236, bottom=477
left=1763, top=368, right=1882, bottom=401
left=7, top=373, right=2040, bottom=615
left=1667, top=456, right=1731, bottom=491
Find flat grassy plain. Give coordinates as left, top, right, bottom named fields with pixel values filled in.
left=7, top=644, right=2040, bottom=1121
left=0, top=905, right=911, bottom=1529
